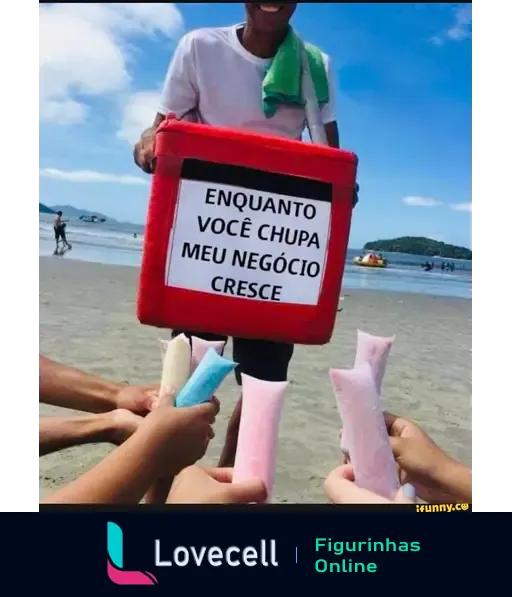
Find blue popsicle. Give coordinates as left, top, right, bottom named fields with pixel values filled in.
left=175, top=348, right=236, bottom=407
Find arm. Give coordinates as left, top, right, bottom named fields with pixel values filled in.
left=158, top=31, right=199, bottom=120
left=43, top=402, right=217, bottom=505
left=134, top=32, right=199, bottom=173
left=384, top=412, right=471, bottom=503
left=320, top=54, right=339, bottom=149
left=39, top=414, right=116, bottom=456
left=43, top=418, right=168, bottom=504
left=431, top=458, right=472, bottom=503
left=324, top=121, right=339, bottom=149
left=39, top=355, right=120, bottom=413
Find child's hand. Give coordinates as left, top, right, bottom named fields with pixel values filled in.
left=167, top=465, right=267, bottom=504
left=324, top=464, right=414, bottom=504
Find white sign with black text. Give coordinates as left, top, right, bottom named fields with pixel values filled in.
left=166, top=180, right=331, bottom=305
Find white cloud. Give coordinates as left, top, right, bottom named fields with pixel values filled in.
left=117, top=90, right=161, bottom=144
left=40, top=168, right=148, bottom=185
left=401, top=196, right=442, bottom=207
left=39, top=4, right=183, bottom=125
left=450, top=202, right=472, bottom=212
left=430, top=4, right=472, bottom=46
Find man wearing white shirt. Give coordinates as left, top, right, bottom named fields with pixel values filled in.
left=134, top=3, right=356, bottom=467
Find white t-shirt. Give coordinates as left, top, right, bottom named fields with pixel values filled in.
left=158, top=25, right=336, bottom=140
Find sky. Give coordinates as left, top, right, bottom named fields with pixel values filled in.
left=39, top=2, right=472, bottom=249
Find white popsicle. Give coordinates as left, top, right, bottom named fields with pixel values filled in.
left=158, top=334, right=191, bottom=405
left=146, top=333, right=192, bottom=505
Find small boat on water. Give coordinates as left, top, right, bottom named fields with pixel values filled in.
left=79, top=215, right=106, bottom=223
left=353, top=252, right=388, bottom=268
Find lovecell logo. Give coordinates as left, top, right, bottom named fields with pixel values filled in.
left=107, top=522, right=158, bottom=586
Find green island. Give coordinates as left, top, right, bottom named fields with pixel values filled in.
left=363, top=236, right=472, bottom=260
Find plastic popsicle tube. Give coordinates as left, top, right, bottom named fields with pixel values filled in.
left=157, top=333, right=191, bottom=405
left=232, top=374, right=288, bottom=502
left=190, top=336, right=225, bottom=372
left=341, top=331, right=395, bottom=459
left=354, top=330, right=395, bottom=392
left=158, top=338, right=169, bottom=362
left=353, top=331, right=415, bottom=501
left=329, top=362, right=400, bottom=499
left=159, top=337, right=225, bottom=373
left=174, top=348, right=236, bottom=408
left=146, top=333, right=192, bottom=504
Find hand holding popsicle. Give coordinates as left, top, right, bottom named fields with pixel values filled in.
left=44, top=399, right=219, bottom=505
left=324, top=464, right=413, bottom=504
left=146, top=399, right=219, bottom=474
left=384, top=412, right=472, bottom=503
left=148, top=339, right=233, bottom=503
left=330, top=363, right=400, bottom=499
left=146, top=334, right=193, bottom=504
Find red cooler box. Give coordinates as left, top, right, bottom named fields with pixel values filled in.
left=137, top=117, right=357, bottom=345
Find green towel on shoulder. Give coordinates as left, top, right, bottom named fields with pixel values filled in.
left=262, top=28, right=329, bottom=119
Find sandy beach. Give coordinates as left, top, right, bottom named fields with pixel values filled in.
left=39, top=256, right=472, bottom=503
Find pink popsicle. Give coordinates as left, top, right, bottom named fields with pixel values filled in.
left=329, top=362, right=399, bottom=499
left=354, top=330, right=395, bottom=392
left=189, top=336, right=225, bottom=371
left=232, top=374, right=288, bottom=502
left=159, top=337, right=225, bottom=371
left=341, top=331, right=394, bottom=458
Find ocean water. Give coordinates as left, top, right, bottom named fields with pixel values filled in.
left=39, top=214, right=471, bottom=299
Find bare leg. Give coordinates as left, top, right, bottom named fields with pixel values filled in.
left=217, top=396, right=242, bottom=467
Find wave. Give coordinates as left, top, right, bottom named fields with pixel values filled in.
left=39, top=216, right=472, bottom=276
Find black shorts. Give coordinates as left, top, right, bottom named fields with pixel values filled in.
left=54, top=226, right=66, bottom=241
left=171, top=330, right=294, bottom=386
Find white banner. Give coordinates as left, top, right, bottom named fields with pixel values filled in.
left=166, top=180, right=331, bottom=305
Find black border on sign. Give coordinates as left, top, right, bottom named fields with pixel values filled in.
left=181, top=158, right=333, bottom=202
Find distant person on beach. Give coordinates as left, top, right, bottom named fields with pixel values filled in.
left=133, top=2, right=358, bottom=469
left=53, top=211, right=71, bottom=253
